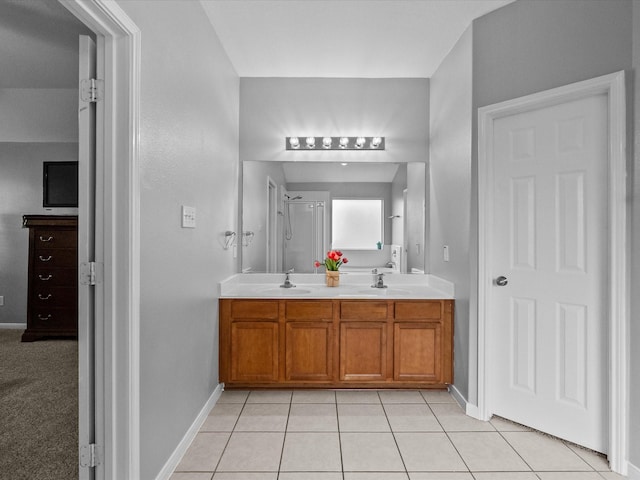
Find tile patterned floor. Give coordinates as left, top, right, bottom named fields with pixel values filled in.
left=170, top=389, right=626, bottom=480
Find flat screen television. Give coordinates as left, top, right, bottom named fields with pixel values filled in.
left=43, top=161, right=78, bottom=208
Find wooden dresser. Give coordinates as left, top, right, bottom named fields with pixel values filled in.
left=22, top=215, right=78, bottom=342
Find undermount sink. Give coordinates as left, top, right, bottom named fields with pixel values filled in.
left=257, top=287, right=312, bottom=295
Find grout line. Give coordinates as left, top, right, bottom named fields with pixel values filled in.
left=275, top=393, right=293, bottom=477
left=379, top=390, right=410, bottom=478
left=212, top=392, right=249, bottom=474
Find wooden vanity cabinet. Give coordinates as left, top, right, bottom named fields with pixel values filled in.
left=219, top=298, right=453, bottom=388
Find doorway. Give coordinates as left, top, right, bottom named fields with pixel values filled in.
left=477, top=72, right=628, bottom=474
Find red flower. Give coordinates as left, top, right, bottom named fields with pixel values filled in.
left=342, top=257, right=348, bottom=264
left=314, top=260, right=321, bottom=268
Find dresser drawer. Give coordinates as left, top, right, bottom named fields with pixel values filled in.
left=30, top=307, right=77, bottom=330
left=30, top=286, right=77, bottom=308
left=33, top=248, right=76, bottom=268
left=32, top=268, right=77, bottom=287
left=33, top=229, right=77, bottom=249
left=340, top=301, right=389, bottom=320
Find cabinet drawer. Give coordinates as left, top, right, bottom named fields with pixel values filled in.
left=33, top=229, right=77, bottom=249
left=286, top=301, right=333, bottom=320
left=230, top=300, right=279, bottom=319
left=33, top=248, right=76, bottom=268
left=31, top=287, right=76, bottom=308
left=30, top=307, right=76, bottom=330
left=395, top=301, right=442, bottom=320
left=340, top=301, right=389, bottom=320
left=32, top=268, right=77, bottom=287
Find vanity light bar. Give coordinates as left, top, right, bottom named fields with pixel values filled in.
left=286, top=136, right=385, bottom=151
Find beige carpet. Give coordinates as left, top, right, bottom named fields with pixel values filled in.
left=0, top=329, right=78, bottom=480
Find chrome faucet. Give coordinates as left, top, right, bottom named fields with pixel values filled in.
left=371, top=268, right=387, bottom=289
left=280, top=269, right=295, bottom=288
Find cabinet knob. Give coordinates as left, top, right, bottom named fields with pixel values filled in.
left=38, top=255, right=52, bottom=262
left=39, top=236, right=54, bottom=242
left=38, top=274, right=53, bottom=281
left=38, top=293, right=53, bottom=300
left=37, top=314, right=52, bottom=321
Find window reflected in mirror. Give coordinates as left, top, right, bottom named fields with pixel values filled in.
left=332, top=199, right=383, bottom=250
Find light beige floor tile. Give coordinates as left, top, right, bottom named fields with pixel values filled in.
left=344, top=473, right=409, bottom=479
left=409, top=474, right=474, bottom=480
left=394, top=432, right=467, bottom=472
left=502, top=432, right=592, bottom=471
left=200, top=404, right=243, bottom=432
left=341, top=432, right=405, bottom=471
left=536, top=473, right=604, bottom=480
left=213, top=474, right=277, bottom=480
left=170, top=473, right=213, bottom=480
left=338, top=403, right=391, bottom=432
left=566, top=444, right=610, bottom=471
left=599, top=472, right=627, bottom=479
left=216, top=432, right=284, bottom=472
left=287, top=403, right=338, bottom=432
left=217, top=390, right=249, bottom=404
left=175, top=432, right=230, bottom=472
left=471, top=473, right=538, bottom=480
left=489, top=415, right=532, bottom=432
left=279, top=474, right=343, bottom=480
left=429, top=403, right=495, bottom=432
left=292, top=390, right=337, bottom=403
left=420, top=389, right=456, bottom=404
left=233, top=403, right=289, bottom=432
left=245, top=390, right=292, bottom=403
left=384, top=403, right=442, bottom=432
left=336, top=390, right=381, bottom=404
left=280, top=432, right=342, bottom=471
left=448, top=432, right=530, bottom=471
left=379, top=390, right=426, bottom=404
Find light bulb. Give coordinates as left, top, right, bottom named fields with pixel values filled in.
left=355, top=137, right=365, bottom=149
left=371, top=137, right=382, bottom=148
left=305, top=137, right=316, bottom=148
left=322, top=137, right=332, bottom=149
left=339, top=137, right=349, bottom=149
left=289, top=137, right=300, bottom=149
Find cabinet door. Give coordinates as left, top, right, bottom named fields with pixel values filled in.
left=340, top=322, right=387, bottom=381
left=285, top=322, right=333, bottom=381
left=394, top=322, right=441, bottom=382
left=230, top=321, right=279, bottom=382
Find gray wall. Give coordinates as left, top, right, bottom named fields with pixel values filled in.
left=240, top=77, right=429, bottom=164
left=631, top=0, right=640, bottom=470
left=428, top=26, right=473, bottom=399
left=116, top=2, right=240, bottom=479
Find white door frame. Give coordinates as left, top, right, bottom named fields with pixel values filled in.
left=477, top=71, right=628, bottom=474
left=60, top=1, right=140, bottom=479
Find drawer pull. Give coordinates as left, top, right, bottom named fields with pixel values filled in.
left=38, top=255, right=52, bottom=262
left=38, top=274, right=53, bottom=281
left=38, top=294, right=53, bottom=300
left=37, top=314, right=52, bottom=321
left=39, top=236, right=54, bottom=242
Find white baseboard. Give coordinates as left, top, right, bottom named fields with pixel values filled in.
left=627, top=461, right=640, bottom=479
left=0, top=323, right=26, bottom=329
left=154, top=383, right=224, bottom=480
left=448, top=384, right=483, bottom=420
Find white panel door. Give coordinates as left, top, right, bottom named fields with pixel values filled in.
left=489, top=93, right=608, bottom=453
left=78, top=35, right=96, bottom=480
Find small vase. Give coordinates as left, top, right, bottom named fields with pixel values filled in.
left=325, top=270, right=340, bottom=287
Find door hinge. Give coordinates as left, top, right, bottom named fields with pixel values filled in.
left=80, top=443, right=101, bottom=468
left=80, top=78, right=103, bottom=102
left=80, top=262, right=103, bottom=286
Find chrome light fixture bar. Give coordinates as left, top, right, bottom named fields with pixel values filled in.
left=286, top=136, right=385, bottom=151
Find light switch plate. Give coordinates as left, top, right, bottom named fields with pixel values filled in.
left=0, top=296, right=4, bottom=306
left=181, top=206, right=196, bottom=228
left=443, top=245, right=450, bottom=262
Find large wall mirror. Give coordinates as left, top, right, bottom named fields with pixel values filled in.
left=241, top=161, right=426, bottom=274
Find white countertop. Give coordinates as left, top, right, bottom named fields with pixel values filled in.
left=219, top=273, right=454, bottom=299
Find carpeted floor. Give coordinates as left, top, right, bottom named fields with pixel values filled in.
left=0, top=329, right=78, bottom=480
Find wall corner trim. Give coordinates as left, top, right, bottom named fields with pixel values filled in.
left=154, top=383, right=224, bottom=480
left=628, top=462, right=640, bottom=480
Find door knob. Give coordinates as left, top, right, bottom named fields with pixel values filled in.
left=495, top=276, right=508, bottom=287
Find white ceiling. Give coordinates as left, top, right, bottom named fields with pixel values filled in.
left=201, top=0, right=514, bottom=78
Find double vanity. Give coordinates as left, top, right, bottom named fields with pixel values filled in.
left=219, top=273, right=454, bottom=389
